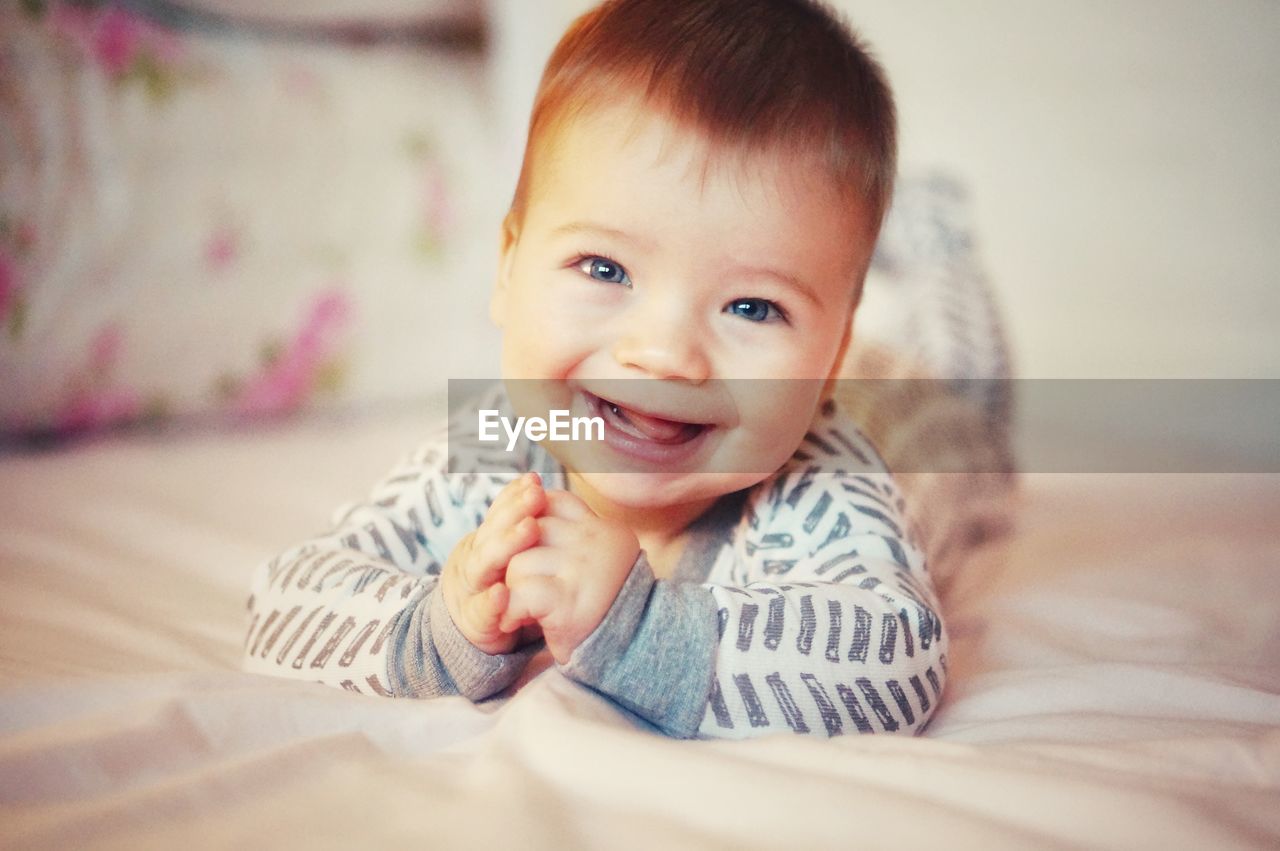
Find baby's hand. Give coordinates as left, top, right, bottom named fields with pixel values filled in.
left=500, top=490, right=641, bottom=664
left=441, top=472, right=546, bottom=655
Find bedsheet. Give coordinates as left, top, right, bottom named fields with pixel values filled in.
left=1, top=407, right=1278, bottom=849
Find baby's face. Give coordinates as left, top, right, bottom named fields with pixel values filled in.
left=492, top=101, right=875, bottom=516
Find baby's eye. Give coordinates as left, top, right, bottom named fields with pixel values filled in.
left=577, top=256, right=631, bottom=286
left=725, top=298, right=785, bottom=323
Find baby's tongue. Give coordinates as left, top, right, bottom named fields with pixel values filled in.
left=613, top=404, right=689, bottom=442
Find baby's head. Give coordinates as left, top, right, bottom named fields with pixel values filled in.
left=507, top=0, right=895, bottom=244
left=490, top=0, right=896, bottom=519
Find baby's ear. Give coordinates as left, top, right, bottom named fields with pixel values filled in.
left=490, top=215, right=520, bottom=327
left=821, top=303, right=857, bottom=402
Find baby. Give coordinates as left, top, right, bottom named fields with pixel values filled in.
left=244, top=0, right=946, bottom=739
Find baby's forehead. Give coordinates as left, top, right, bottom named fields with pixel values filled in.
left=533, top=98, right=851, bottom=209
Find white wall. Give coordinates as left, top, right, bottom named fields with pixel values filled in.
left=489, top=0, right=1280, bottom=377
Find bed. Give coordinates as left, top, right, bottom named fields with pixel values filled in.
left=1, top=407, right=1278, bottom=847
left=3, top=1, right=1279, bottom=847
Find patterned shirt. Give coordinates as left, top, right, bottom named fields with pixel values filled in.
left=243, top=390, right=947, bottom=739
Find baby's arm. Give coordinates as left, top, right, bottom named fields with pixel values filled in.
left=243, top=446, right=542, bottom=701
left=557, top=427, right=946, bottom=739
left=691, top=471, right=945, bottom=738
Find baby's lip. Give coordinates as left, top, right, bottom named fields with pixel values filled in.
left=584, top=392, right=710, bottom=445
left=574, top=379, right=726, bottom=428
left=596, top=393, right=710, bottom=427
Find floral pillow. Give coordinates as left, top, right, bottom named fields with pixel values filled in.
left=0, top=0, right=504, bottom=442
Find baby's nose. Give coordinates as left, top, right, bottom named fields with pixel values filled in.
left=610, top=306, right=711, bottom=383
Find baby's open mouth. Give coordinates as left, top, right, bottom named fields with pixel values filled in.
left=588, top=393, right=707, bottom=445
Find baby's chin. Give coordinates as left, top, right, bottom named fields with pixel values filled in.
left=569, top=469, right=768, bottom=509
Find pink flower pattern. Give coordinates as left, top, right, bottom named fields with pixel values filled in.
left=405, top=133, right=453, bottom=259
left=47, top=1, right=183, bottom=89
left=0, top=248, right=16, bottom=327
left=53, top=324, right=145, bottom=436
left=204, top=226, right=240, bottom=272
left=231, top=289, right=354, bottom=418
left=54, top=390, right=143, bottom=437
left=420, top=164, right=453, bottom=256
left=1, top=228, right=30, bottom=340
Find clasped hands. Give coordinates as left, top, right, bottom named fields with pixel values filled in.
left=440, top=472, right=640, bottom=663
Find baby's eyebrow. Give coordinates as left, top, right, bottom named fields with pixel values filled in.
left=731, top=264, right=823, bottom=309
left=551, top=221, right=652, bottom=251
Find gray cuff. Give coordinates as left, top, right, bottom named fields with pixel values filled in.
left=388, top=585, right=538, bottom=701
left=560, top=554, right=719, bottom=738
left=429, top=588, right=540, bottom=700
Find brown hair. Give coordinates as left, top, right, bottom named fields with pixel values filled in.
left=508, top=0, right=896, bottom=238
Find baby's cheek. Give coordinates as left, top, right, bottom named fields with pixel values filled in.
left=739, top=405, right=816, bottom=466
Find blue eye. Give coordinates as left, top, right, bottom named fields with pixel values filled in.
left=578, top=256, right=630, bottom=286
left=725, top=298, right=784, bottom=323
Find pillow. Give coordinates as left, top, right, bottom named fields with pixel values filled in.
left=0, top=0, right=503, bottom=442
left=837, top=172, right=1017, bottom=587
left=166, top=1, right=482, bottom=28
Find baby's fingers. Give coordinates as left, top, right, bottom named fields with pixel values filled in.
left=485, top=472, right=546, bottom=532
left=461, top=581, right=510, bottom=635
left=465, top=515, right=539, bottom=591
left=500, top=576, right=560, bottom=633
left=543, top=488, right=594, bottom=521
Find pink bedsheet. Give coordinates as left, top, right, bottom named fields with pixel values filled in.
left=2, top=408, right=1277, bottom=848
